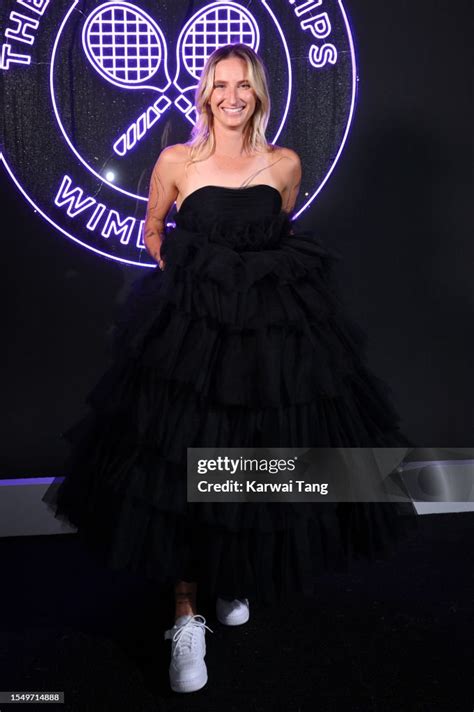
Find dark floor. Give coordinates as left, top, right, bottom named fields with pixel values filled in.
left=0, top=512, right=472, bottom=712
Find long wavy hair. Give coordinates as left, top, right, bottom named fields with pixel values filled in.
left=186, top=43, right=274, bottom=165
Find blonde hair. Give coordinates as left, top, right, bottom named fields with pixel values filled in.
left=186, top=43, right=274, bottom=165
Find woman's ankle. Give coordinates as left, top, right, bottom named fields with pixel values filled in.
left=175, top=606, right=196, bottom=621
left=174, top=580, right=197, bottom=621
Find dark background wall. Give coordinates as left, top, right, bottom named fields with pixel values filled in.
left=1, top=0, right=472, bottom=476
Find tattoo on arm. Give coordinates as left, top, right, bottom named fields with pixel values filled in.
left=144, top=169, right=167, bottom=263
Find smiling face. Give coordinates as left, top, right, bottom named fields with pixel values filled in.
left=208, top=56, right=257, bottom=131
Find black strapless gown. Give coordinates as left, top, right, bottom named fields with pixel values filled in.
left=42, top=185, right=418, bottom=605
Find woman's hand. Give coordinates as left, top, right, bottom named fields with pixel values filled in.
left=149, top=246, right=164, bottom=270
left=153, top=249, right=165, bottom=270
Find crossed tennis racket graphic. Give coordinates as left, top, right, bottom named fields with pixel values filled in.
left=82, top=1, right=260, bottom=157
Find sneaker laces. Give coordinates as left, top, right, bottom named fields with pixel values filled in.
left=164, top=615, right=214, bottom=656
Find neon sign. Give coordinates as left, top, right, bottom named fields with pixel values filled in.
left=0, top=0, right=357, bottom=267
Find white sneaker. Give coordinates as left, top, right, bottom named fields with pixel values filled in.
left=164, top=614, right=213, bottom=693
left=216, top=597, right=250, bottom=626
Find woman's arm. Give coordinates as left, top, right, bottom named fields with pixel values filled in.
left=144, top=146, right=181, bottom=268
left=280, top=147, right=302, bottom=214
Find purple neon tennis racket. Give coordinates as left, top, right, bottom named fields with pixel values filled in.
left=82, top=1, right=172, bottom=157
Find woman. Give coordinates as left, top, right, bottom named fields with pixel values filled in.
left=43, top=44, right=417, bottom=694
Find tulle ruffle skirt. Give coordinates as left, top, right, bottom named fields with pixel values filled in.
left=42, top=210, right=419, bottom=605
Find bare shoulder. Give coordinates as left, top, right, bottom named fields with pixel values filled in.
left=146, top=144, right=191, bottom=216
left=152, top=143, right=189, bottom=169
left=270, top=145, right=301, bottom=179
left=150, top=143, right=190, bottom=198
left=273, top=145, right=301, bottom=172
left=272, top=145, right=301, bottom=162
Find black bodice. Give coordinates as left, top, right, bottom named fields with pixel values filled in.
left=177, top=184, right=283, bottom=219
left=169, top=184, right=289, bottom=254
